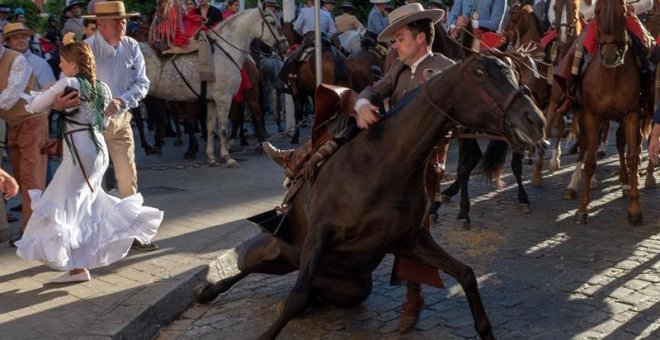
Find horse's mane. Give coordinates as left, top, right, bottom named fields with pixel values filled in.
left=525, top=5, right=545, bottom=35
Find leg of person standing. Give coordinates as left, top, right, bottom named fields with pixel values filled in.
left=103, top=111, right=157, bottom=251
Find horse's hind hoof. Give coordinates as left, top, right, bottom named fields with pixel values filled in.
left=575, top=211, right=588, bottom=224
left=520, top=203, right=532, bottom=214
left=440, top=194, right=451, bottom=204
left=225, top=158, right=240, bottom=168
left=563, top=189, right=576, bottom=200
left=627, top=212, right=643, bottom=226
left=193, top=282, right=218, bottom=304
left=183, top=151, right=196, bottom=160
left=457, top=219, right=471, bottom=230
left=644, top=175, right=657, bottom=189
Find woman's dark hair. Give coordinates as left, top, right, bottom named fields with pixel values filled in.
left=407, top=19, right=435, bottom=47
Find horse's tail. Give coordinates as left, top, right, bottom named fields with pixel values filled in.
left=476, top=140, right=509, bottom=181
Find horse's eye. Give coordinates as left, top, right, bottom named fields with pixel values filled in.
left=475, top=69, right=485, bottom=78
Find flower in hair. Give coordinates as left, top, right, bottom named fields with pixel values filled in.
left=63, top=32, right=76, bottom=46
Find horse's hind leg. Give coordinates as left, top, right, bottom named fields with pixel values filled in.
left=512, top=152, right=531, bottom=214
left=194, top=233, right=297, bottom=304
left=399, top=230, right=494, bottom=340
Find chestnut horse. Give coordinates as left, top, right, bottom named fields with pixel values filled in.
left=503, top=2, right=545, bottom=50
left=570, top=0, right=643, bottom=225
left=280, top=22, right=352, bottom=144
left=193, top=54, right=546, bottom=340
left=532, top=0, right=583, bottom=186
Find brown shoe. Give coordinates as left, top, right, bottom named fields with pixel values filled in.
left=263, top=142, right=294, bottom=169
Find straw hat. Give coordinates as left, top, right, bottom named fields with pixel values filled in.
left=83, top=1, right=139, bottom=20
left=2, top=22, right=33, bottom=39
left=377, top=3, right=445, bottom=42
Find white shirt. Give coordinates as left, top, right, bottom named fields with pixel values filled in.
left=23, top=50, right=56, bottom=90
left=0, top=47, right=31, bottom=111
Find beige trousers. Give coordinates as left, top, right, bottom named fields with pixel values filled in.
left=103, top=111, right=137, bottom=199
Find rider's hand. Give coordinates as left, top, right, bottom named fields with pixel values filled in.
left=53, top=90, right=79, bottom=111
left=456, top=16, right=471, bottom=28
left=355, top=101, right=381, bottom=129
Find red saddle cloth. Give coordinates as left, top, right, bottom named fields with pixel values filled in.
left=541, top=29, right=558, bottom=50
left=478, top=30, right=507, bottom=50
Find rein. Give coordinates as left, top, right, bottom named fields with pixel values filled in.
left=171, top=57, right=201, bottom=98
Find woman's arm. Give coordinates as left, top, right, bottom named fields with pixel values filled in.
left=24, top=78, right=76, bottom=113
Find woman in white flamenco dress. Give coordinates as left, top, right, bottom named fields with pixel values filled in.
left=15, top=35, right=163, bottom=283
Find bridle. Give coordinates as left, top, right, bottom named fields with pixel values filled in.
left=597, top=1, right=629, bottom=68
left=421, top=55, right=531, bottom=138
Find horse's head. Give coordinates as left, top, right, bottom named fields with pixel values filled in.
left=503, top=2, right=524, bottom=45
left=552, top=0, right=581, bottom=44
left=595, top=0, right=628, bottom=68
left=255, top=2, right=288, bottom=56
left=436, top=54, right=546, bottom=152
left=504, top=3, right=540, bottom=49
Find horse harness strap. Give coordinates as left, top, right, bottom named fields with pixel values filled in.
left=171, top=57, right=202, bottom=99
left=209, top=37, right=242, bottom=71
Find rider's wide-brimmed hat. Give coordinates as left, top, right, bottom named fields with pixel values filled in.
left=370, top=0, right=391, bottom=4
left=340, top=2, right=355, bottom=9
left=65, top=0, right=86, bottom=11
left=322, top=0, right=338, bottom=4
left=377, top=3, right=445, bottom=42
left=3, top=22, right=33, bottom=39
left=264, top=0, right=280, bottom=7
left=83, top=1, right=139, bottom=20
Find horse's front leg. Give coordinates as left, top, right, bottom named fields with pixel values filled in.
left=259, top=225, right=332, bottom=340
left=205, top=101, right=218, bottom=165
left=216, top=99, right=239, bottom=168
left=398, top=230, right=494, bottom=340
left=624, top=113, right=643, bottom=225
left=615, top=125, right=629, bottom=192
left=512, top=152, right=531, bottom=214
left=576, top=113, right=600, bottom=224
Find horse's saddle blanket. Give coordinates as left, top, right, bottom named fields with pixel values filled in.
left=162, top=40, right=199, bottom=56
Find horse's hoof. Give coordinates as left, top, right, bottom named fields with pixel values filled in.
left=457, top=219, right=471, bottom=230
left=174, top=140, right=183, bottom=146
left=193, top=282, right=218, bottom=304
left=627, top=212, right=643, bottom=226
left=575, top=211, right=588, bottom=224
left=144, top=146, right=160, bottom=155
left=429, top=213, right=438, bottom=224
left=531, top=175, right=542, bottom=187
left=549, top=160, right=560, bottom=173
left=241, top=139, right=249, bottom=146
left=525, top=158, right=534, bottom=165
left=207, top=160, right=218, bottom=167
left=622, top=185, right=631, bottom=197
left=597, top=150, right=607, bottom=159
left=440, top=194, right=451, bottom=204
left=520, top=203, right=532, bottom=214
left=644, top=176, right=657, bottom=189
left=183, top=152, right=196, bottom=160
left=563, top=189, right=577, bottom=200
left=226, top=158, right=240, bottom=168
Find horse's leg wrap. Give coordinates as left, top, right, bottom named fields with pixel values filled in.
left=396, top=281, right=424, bottom=333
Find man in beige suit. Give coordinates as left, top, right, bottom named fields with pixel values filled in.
left=264, top=3, right=452, bottom=332
left=335, top=2, right=364, bottom=33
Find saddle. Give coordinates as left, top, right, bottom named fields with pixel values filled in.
left=249, top=85, right=358, bottom=242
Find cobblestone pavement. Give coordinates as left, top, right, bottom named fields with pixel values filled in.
left=160, top=129, right=660, bottom=339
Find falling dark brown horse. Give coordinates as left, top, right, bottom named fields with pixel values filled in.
left=570, top=0, right=644, bottom=225
left=193, top=54, right=546, bottom=339
left=280, top=22, right=352, bottom=144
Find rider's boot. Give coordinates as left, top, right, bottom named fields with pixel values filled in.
left=263, top=140, right=313, bottom=178
left=396, top=281, right=424, bottom=333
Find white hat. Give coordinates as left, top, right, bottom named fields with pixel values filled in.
left=377, top=3, right=445, bottom=42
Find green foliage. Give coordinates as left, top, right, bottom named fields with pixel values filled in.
left=123, top=0, right=157, bottom=15
left=0, top=0, right=45, bottom=30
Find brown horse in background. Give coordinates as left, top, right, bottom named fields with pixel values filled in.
left=503, top=2, right=544, bottom=50
left=347, top=39, right=385, bottom=93
left=280, top=22, right=352, bottom=144
left=532, top=0, right=583, bottom=186
left=571, top=0, right=643, bottom=225
left=228, top=58, right=269, bottom=146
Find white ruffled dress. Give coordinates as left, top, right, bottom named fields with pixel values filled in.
left=15, top=77, right=163, bottom=271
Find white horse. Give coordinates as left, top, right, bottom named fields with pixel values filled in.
left=141, top=5, right=287, bottom=167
